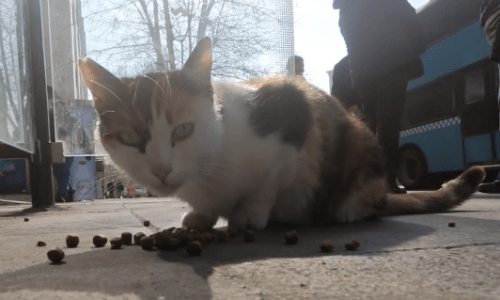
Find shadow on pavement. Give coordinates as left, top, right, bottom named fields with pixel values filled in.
left=0, top=219, right=435, bottom=300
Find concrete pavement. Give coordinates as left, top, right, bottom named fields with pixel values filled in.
left=1, top=193, right=500, bottom=300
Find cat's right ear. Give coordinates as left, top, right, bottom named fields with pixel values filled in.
left=183, top=37, right=212, bottom=84
left=79, top=58, right=127, bottom=114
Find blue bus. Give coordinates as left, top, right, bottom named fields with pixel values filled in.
left=398, top=0, right=500, bottom=188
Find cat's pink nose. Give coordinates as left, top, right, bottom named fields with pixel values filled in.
left=152, top=166, right=172, bottom=183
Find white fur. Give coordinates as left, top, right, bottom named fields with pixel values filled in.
left=106, top=80, right=309, bottom=230
left=179, top=82, right=305, bottom=230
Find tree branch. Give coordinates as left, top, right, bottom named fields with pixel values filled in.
left=162, top=0, right=177, bottom=70
left=196, top=0, right=215, bottom=41
left=138, top=0, right=166, bottom=71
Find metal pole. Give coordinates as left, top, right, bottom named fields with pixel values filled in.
left=27, top=0, right=55, bottom=207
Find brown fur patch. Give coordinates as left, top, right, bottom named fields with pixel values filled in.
left=246, top=77, right=312, bottom=150
left=300, top=84, right=386, bottom=223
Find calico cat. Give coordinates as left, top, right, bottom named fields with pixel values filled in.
left=79, top=37, right=485, bottom=231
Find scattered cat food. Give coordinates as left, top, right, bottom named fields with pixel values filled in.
left=193, top=233, right=208, bottom=246
left=37, top=241, right=46, bottom=247
left=143, top=220, right=150, bottom=227
left=344, top=240, right=360, bottom=251
left=121, top=232, right=133, bottom=245
left=93, top=235, right=108, bottom=248
left=134, top=232, right=146, bottom=245
left=24, top=217, right=29, bottom=222
left=243, top=229, right=256, bottom=242
left=65, top=234, right=80, bottom=248
left=448, top=222, right=456, bottom=227
left=110, top=237, right=123, bottom=250
left=47, top=248, right=65, bottom=263
left=203, top=231, right=216, bottom=244
left=154, top=232, right=180, bottom=251
left=176, top=229, right=195, bottom=247
left=320, top=240, right=334, bottom=253
left=186, top=241, right=203, bottom=256
left=173, top=226, right=188, bottom=234
left=140, top=236, right=154, bottom=250
left=284, top=230, right=299, bottom=245
left=165, top=227, right=176, bottom=233
left=216, top=230, right=230, bottom=243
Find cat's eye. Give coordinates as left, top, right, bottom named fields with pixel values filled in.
left=171, top=122, right=194, bottom=144
left=117, top=131, right=142, bottom=147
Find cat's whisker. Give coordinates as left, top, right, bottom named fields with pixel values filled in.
left=90, top=80, right=129, bottom=112
left=100, top=110, right=116, bottom=116
left=165, top=73, right=173, bottom=109
left=144, top=75, right=169, bottom=101
left=132, top=78, right=140, bottom=107
left=173, top=87, right=186, bottom=107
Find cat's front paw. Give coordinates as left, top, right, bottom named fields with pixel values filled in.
left=182, top=211, right=218, bottom=230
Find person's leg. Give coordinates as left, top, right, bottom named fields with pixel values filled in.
left=376, top=72, right=408, bottom=194
left=355, top=77, right=377, bottom=133
left=478, top=63, right=500, bottom=193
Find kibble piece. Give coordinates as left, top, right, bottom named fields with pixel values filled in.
left=37, top=241, right=46, bottom=247
left=193, top=233, right=208, bottom=246
left=320, top=240, right=334, bottom=253
left=216, top=230, right=230, bottom=243
left=153, top=232, right=168, bottom=249
left=47, top=248, right=65, bottom=263
left=66, top=234, right=80, bottom=248
left=203, top=231, right=216, bottom=244
left=140, top=236, right=154, bottom=250
left=110, top=237, right=123, bottom=250
left=154, top=232, right=180, bottom=251
left=134, top=232, right=146, bottom=245
left=186, top=241, right=203, bottom=256
left=24, top=217, right=29, bottom=222
left=284, top=230, right=299, bottom=245
left=173, top=227, right=188, bottom=235
left=344, top=239, right=360, bottom=251
left=175, top=231, right=195, bottom=247
left=92, top=235, right=108, bottom=247
left=121, top=232, right=133, bottom=245
left=448, top=222, right=456, bottom=228
left=243, top=229, right=256, bottom=242
left=143, top=220, right=150, bottom=227
left=165, top=227, right=176, bottom=233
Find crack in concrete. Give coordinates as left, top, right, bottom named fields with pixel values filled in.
left=355, top=241, right=500, bottom=255
left=120, top=202, right=160, bottom=233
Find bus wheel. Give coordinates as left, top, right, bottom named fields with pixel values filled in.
left=398, top=147, right=427, bottom=189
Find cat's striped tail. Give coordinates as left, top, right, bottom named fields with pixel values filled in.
left=382, top=166, right=486, bottom=216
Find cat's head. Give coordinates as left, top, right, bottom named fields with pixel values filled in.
left=79, top=38, right=221, bottom=196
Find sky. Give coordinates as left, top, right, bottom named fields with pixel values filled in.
left=293, top=0, right=430, bottom=93
left=82, top=0, right=430, bottom=94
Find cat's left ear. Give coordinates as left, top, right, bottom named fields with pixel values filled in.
left=78, top=57, right=128, bottom=115
left=183, top=37, right=212, bottom=83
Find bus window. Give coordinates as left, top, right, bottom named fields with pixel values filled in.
left=464, top=69, right=485, bottom=105
left=407, top=94, right=454, bottom=127
left=405, top=76, right=456, bottom=127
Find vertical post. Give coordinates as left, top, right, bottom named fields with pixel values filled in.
left=27, top=0, right=55, bottom=207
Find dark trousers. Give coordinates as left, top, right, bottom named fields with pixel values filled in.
left=356, top=71, right=408, bottom=176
